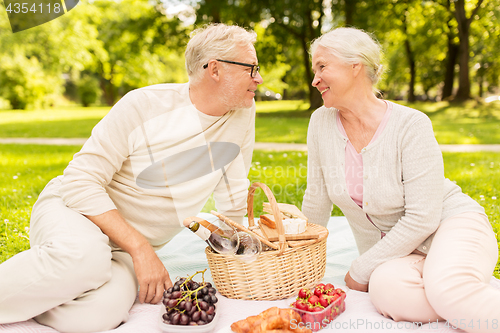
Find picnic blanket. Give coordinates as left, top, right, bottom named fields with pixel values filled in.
left=1, top=214, right=499, bottom=333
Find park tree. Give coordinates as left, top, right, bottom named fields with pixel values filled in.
left=453, top=0, right=484, bottom=101
left=430, top=0, right=486, bottom=101
left=429, top=0, right=460, bottom=100
left=0, top=0, right=190, bottom=108
left=196, top=0, right=328, bottom=109
left=356, top=0, right=424, bottom=101
left=81, top=0, right=189, bottom=105
left=468, top=0, right=500, bottom=98
left=356, top=0, right=488, bottom=102
left=0, top=1, right=100, bottom=109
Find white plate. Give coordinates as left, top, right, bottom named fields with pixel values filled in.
left=159, top=305, right=220, bottom=333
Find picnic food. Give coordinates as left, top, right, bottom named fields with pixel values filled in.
left=290, top=283, right=346, bottom=331
left=161, top=270, right=218, bottom=326
left=259, top=215, right=307, bottom=235
left=282, top=218, right=307, bottom=234
left=230, top=307, right=312, bottom=333
left=259, top=214, right=276, bottom=229
left=263, top=202, right=308, bottom=221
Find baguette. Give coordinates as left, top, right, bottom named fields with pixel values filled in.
left=259, top=214, right=276, bottom=229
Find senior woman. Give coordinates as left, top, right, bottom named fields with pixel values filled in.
left=301, top=27, right=499, bottom=333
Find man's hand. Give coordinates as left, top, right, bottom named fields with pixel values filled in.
left=344, top=271, right=368, bottom=292
left=132, top=243, right=173, bottom=304
left=85, top=209, right=173, bottom=304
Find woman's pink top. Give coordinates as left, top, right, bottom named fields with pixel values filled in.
left=336, top=101, right=393, bottom=207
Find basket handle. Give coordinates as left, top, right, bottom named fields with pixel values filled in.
left=247, top=182, right=287, bottom=253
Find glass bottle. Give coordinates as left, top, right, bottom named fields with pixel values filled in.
left=183, top=217, right=239, bottom=255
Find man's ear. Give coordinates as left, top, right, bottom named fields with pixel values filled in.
left=207, top=60, right=220, bottom=82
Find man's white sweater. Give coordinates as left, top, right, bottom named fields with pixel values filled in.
left=59, top=83, right=255, bottom=250
left=302, top=101, right=485, bottom=284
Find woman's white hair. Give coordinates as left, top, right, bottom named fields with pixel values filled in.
left=185, top=23, right=257, bottom=83
left=310, top=27, right=384, bottom=86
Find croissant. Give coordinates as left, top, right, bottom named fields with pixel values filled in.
left=230, top=307, right=312, bottom=333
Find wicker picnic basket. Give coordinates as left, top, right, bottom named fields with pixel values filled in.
left=205, top=182, right=328, bottom=301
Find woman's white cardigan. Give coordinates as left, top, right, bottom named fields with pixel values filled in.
left=302, top=101, right=485, bottom=284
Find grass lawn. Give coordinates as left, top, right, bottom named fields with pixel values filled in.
left=1, top=144, right=499, bottom=278
left=255, top=99, right=500, bottom=144
left=0, top=106, right=109, bottom=138
left=0, top=144, right=81, bottom=262
left=1, top=100, right=500, bottom=145
left=400, top=100, right=500, bottom=145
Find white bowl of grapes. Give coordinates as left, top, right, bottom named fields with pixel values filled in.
left=159, top=270, right=219, bottom=332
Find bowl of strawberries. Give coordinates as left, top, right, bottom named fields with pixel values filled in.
left=290, top=283, right=346, bottom=332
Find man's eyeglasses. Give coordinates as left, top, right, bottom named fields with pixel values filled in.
left=203, top=59, right=260, bottom=78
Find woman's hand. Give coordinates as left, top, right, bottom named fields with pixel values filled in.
left=132, top=243, right=173, bottom=304
left=344, top=271, right=368, bottom=292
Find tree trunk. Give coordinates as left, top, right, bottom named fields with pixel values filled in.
left=345, top=0, right=357, bottom=26
left=477, top=64, right=485, bottom=98
left=405, top=38, right=416, bottom=102
left=453, top=0, right=483, bottom=101
left=300, top=35, right=322, bottom=109
left=441, top=38, right=459, bottom=100
left=455, top=19, right=470, bottom=101
left=401, top=10, right=416, bottom=102
left=478, top=75, right=483, bottom=98
left=99, top=66, right=115, bottom=106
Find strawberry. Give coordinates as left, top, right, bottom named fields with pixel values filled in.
left=325, top=283, right=334, bottom=291
left=298, top=288, right=311, bottom=299
left=308, top=295, right=320, bottom=306
left=294, top=299, right=309, bottom=311
left=330, top=293, right=340, bottom=304
left=327, top=289, right=336, bottom=296
left=314, top=285, right=325, bottom=297
left=318, top=294, right=329, bottom=307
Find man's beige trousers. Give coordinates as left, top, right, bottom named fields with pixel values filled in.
left=0, top=177, right=139, bottom=333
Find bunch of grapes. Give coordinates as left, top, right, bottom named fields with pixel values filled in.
left=162, top=269, right=218, bottom=326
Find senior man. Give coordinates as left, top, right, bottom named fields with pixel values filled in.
left=0, top=23, right=263, bottom=332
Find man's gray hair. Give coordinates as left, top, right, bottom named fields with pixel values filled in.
left=310, top=27, right=384, bottom=86
left=185, top=23, right=257, bottom=83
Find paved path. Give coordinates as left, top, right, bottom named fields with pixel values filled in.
left=1, top=138, right=500, bottom=152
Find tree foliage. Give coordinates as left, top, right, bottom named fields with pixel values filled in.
left=0, top=0, right=188, bottom=108
left=196, top=0, right=325, bottom=108
left=0, top=0, right=499, bottom=108
left=354, top=0, right=499, bottom=101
